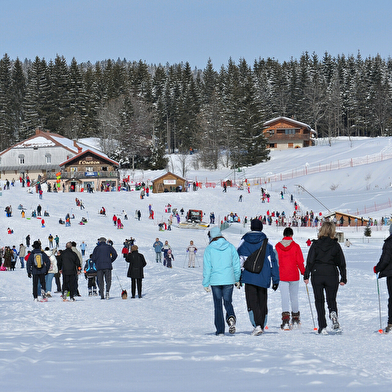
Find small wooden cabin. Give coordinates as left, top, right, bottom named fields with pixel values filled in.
left=324, top=211, right=369, bottom=227
left=152, top=172, right=187, bottom=193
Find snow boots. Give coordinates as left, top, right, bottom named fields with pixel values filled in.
left=329, top=311, right=340, bottom=330
left=281, top=312, right=291, bottom=330
left=227, top=316, right=236, bottom=334
left=291, top=311, right=300, bottom=328
left=384, top=324, right=392, bottom=334
left=251, top=325, right=263, bottom=336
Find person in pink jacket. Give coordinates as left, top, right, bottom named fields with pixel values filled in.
left=275, top=227, right=305, bottom=330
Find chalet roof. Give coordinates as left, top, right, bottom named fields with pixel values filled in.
left=323, top=211, right=369, bottom=220
left=263, top=117, right=317, bottom=136
left=59, top=149, right=119, bottom=167
left=0, top=129, right=80, bottom=156
left=152, top=171, right=186, bottom=182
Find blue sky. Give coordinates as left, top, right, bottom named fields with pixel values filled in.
left=1, top=0, right=391, bottom=69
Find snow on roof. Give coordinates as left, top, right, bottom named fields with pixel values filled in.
left=50, top=135, right=78, bottom=152
left=263, top=116, right=317, bottom=135
left=20, top=136, right=56, bottom=148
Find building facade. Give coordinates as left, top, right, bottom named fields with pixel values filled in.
left=263, top=117, right=317, bottom=150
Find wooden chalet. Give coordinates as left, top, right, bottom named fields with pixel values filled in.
left=53, top=149, right=119, bottom=192
left=263, top=117, right=317, bottom=150
left=152, top=171, right=187, bottom=193
left=323, top=211, right=369, bottom=227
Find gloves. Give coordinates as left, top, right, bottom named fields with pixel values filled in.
left=204, top=286, right=211, bottom=292
left=28, top=273, right=31, bottom=278
left=235, top=282, right=241, bottom=289
left=373, top=266, right=377, bottom=274
left=272, top=283, right=279, bottom=291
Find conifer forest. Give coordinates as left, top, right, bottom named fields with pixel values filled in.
left=0, top=52, right=391, bottom=169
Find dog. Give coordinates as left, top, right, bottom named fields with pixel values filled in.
left=121, top=289, right=128, bottom=299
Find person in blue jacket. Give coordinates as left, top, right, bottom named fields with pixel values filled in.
left=153, top=238, right=163, bottom=263
left=237, top=219, right=280, bottom=336
left=203, top=226, right=241, bottom=336
left=92, top=237, right=118, bottom=299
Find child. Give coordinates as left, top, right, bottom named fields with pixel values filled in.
left=164, top=249, right=174, bottom=268
left=84, top=254, right=98, bottom=296
left=186, top=240, right=197, bottom=268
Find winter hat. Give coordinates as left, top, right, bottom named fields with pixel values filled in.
left=209, top=226, right=222, bottom=239
left=389, top=224, right=392, bottom=235
left=98, top=237, right=107, bottom=243
left=251, top=219, right=263, bottom=232
left=32, top=240, right=41, bottom=249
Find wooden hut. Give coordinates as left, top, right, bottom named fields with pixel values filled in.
left=152, top=171, right=187, bottom=193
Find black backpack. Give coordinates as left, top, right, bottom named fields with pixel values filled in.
left=243, top=239, right=268, bottom=274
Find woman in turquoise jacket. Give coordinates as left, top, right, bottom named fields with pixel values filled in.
left=203, top=226, right=241, bottom=335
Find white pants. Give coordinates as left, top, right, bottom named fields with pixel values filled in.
left=279, top=281, right=299, bottom=313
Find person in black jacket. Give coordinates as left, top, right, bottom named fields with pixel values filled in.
left=304, top=222, right=347, bottom=334
left=26, top=240, right=51, bottom=301
left=92, top=237, right=118, bottom=299
left=58, top=242, right=79, bottom=301
left=126, top=245, right=147, bottom=298
left=374, top=224, right=392, bottom=333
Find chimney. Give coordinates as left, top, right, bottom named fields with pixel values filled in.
left=74, top=141, right=82, bottom=154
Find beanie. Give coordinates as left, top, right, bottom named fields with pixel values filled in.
left=251, top=219, right=263, bottom=232
left=209, top=226, right=222, bottom=239
left=32, top=240, right=41, bottom=249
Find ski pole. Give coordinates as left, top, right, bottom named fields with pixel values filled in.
left=305, top=283, right=317, bottom=332
left=376, top=274, right=383, bottom=333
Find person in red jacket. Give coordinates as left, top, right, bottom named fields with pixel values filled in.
left=275, top=227, right=305, bottom=329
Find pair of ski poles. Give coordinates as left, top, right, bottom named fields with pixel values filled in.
left=306, top=274, right=384, bottom=333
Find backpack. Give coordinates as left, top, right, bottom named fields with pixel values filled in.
left=34, top=252, right=43, bottom=269
left=84, top=259, right=97, bottom=276
left=243, top=239, right=268, bottom=274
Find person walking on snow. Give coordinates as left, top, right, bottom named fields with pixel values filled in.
left=153, top=238, right=163, bottom=263
left=275, top=227, right=305, bottom=330
left=304, top=222, right=347, bottom=334
left=186, top=240, right=197, bottom=267
left=126, top=245, right=147, bottom=298
left=374, top=224, right=392, bottom=333
left=237, top=219, right=279, bottom=336
left=92, top=237, right=118, bottom=299
left=203, top=227, right=241, bottom=336
left=26, top=240, right=51, bottom=301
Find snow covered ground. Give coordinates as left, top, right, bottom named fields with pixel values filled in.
left=1, top=137, right=392, bottom=391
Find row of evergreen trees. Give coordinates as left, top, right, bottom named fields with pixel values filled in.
left=0, top=51, right=391, bottom=169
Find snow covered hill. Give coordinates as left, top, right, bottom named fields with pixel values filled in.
left=1, top=137, right=392, bottom=391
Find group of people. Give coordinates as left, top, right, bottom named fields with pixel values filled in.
left=203, top=218, right=348, bottom=336
left=152, top=238, right=174, bottom=268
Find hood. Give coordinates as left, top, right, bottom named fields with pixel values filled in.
left=316, top=236, right=338, bottom=251
left=241, top=231, right=266, bottom=245
left=275, top=237, right=294, bottom=252
left=209, top=237, right=230, bottom=251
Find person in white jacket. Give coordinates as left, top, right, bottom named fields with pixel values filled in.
left=44, top=247, right=58, bottom=297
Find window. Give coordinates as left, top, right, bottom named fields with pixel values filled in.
left=18, top=154, right=25, bottom=165
left=285, top=129, right=296, bottom=135
left=269, top=130, right=275, bottom=135
left=70, top=167, right=78, bottom=173
left=45, top=154, right=51, bottom=164
left=86, top=166, right=94, bottom=172
left=269, top=143, right=275, bottom=148
left=101, top=166, right=108, bottom=172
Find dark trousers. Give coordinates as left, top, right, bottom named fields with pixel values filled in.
left=211, top=285, right=235, bottom=335
left=387, top=276, right=392, bottom=324
left=245, top=284, right=268, bottom=328
left=54, top=273, right=62, bottom=291
left=131, top=278, right=143, bottom=298
left=62, top=274, right=76, bottom=299
left=97, top=269, right=112, bottom=298
left=311, top=274, right=339, bottom=330
left=87, top=276, right=97, bottom=288
left=33, top=274, right=46, bottom=298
